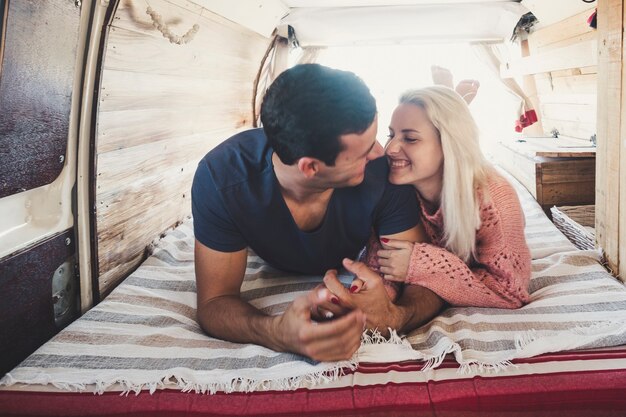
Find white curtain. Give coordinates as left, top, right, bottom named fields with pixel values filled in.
left=253, top=38, right=326, bottom=127
left=296, top=46, right=325, bottom=65
left=472, top=42, right=541, bottom=132
left=472, top=43, right=529, bottom=115
left=253, top=34, right=289, bottom=127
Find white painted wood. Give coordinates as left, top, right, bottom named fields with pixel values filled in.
left=285, top=0, right=517, bottom=6
left=538, top=93, right=597, bottom=106
left=534, top=71, right=597, bottom=96
left=501, top=41, right=598, bottom=77
left=528, top=8, right=596, bottom=55
left=191, top=0, right=288, bottom=37
left=281, top=3, right=527, bottom=46
left=522, top=0, right=595, bottom=28
left=595, top=0, right=622, bottom=277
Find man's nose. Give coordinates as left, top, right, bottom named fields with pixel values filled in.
left=367, top=141, right=384, bottom=160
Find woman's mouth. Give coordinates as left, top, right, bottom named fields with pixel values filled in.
left=389, top=159, right=411, bottom=168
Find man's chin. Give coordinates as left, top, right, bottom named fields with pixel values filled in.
left=335, top=176, right=364, bottom=188
left=349, top=174, right=365, bottom=186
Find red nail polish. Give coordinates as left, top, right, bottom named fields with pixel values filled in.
left=381, top=238, right=389, bottom=243
left=331, top=297, right=340, bottom=305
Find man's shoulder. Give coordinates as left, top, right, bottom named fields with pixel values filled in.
left=203, top=128, right=268, bottom=161
left=199, top=128, right=272, bottom=189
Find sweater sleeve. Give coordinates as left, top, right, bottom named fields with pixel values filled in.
left=405, top=180, right=531, bottom=308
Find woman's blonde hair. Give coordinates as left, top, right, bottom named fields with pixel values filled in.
left=399, top=86, right=492, bottom=262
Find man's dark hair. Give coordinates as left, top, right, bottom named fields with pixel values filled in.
left=260, top=64, right=377, bottom=166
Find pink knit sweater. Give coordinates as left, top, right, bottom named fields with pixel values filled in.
left=406, top=175, right=531, bottom=308
left=364, top=175, right=531, bottom=308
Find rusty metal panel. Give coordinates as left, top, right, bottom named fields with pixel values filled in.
left=0, top=0, right=80, bottom=198
left=0, top=230, right=77, bottom=376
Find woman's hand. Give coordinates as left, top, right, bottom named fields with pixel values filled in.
left=377, top=239, right=414, bottom=282
left=309, top=279, right=352, bottom=322
left=323, top=259, right=403, bottom=334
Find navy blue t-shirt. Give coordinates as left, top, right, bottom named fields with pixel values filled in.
left=191, top=128, right=419, bottom=275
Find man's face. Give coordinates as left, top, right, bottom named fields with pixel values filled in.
left=317, top=116, right=383, bottom=188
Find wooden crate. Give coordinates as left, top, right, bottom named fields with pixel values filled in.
left=496, top=137, right=596, bottom=215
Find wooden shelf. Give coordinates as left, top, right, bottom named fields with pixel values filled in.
left=502, top=136, right=596, bottom=158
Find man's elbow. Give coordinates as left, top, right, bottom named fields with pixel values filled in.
left=195, top=296, right=223, bottom=336
left=196, top=300, right=211, bottom=335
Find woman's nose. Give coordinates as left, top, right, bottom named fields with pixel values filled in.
left=385, top=137, right=399, bottom=155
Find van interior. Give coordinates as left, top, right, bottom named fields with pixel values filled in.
left=1, top=0, right=626, bottom=415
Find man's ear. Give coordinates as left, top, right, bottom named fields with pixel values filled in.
left=297, top=157, right=321, bottom=178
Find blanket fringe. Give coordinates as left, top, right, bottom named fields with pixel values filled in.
left=421, top=343, right=459, bottom=372
left=174, top=360, right=357, bottom=394
left=361, top=328, right=406, bottom=346
left=0, top=372, right=91, bottom=394
left=458, top=360, right=516, bottom=375
left=1, top=360, right=358, bottom=396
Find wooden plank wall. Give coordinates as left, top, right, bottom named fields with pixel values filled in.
left=621, top=0, right=626, bottom=283
left=95, top=0, right=269, bottom=295
left=502, top=7, right=597, bottom=140
left=596, top=0, right=623, bottom=280
left=529, top=7, right=598, bottom=140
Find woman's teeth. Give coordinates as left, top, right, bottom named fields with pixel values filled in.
left=390, top=160, right=410, bottom=168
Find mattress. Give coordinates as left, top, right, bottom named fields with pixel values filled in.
left=1, top=170, right=626, bottom=417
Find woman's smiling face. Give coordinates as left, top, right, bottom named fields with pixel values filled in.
left=385, top=103, right=444, bottom=190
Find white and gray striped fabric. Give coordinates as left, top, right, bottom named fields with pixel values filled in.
left=2, top=172, right=626, bottom=393
left=399, top=173, right=626, bottom=371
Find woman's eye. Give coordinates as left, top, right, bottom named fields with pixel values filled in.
left=404, top=137, right=418, bottom=143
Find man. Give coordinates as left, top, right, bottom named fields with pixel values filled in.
left=192, top=64, right=443, bottom=362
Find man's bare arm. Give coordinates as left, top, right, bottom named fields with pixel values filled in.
left=194, top=240, right=366, bottom=361
left=194, top=241, right=272, bottom=345
left=393, top=284, right=445, bottom=333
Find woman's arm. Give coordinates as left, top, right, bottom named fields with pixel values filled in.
left=403, top=241, right=530, bottom=308
left=380, top=182, right=532, bottom=309
left=356, top=223, right=429, bottom=300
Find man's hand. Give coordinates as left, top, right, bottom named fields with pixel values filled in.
left=195, top=240, right=364, bottom=362
left=323, top=258, right=446, bottom=336
left=275, top=287, right=366, bottom=361
left=323, top=259, right=403, bottom=335
left=310, top=276, right=353, bottom=321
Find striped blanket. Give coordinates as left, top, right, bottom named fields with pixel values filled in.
left=2, top=175, right=626, bottom=394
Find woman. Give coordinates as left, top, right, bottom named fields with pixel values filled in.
left=359, top=86, right=531, bottom=309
